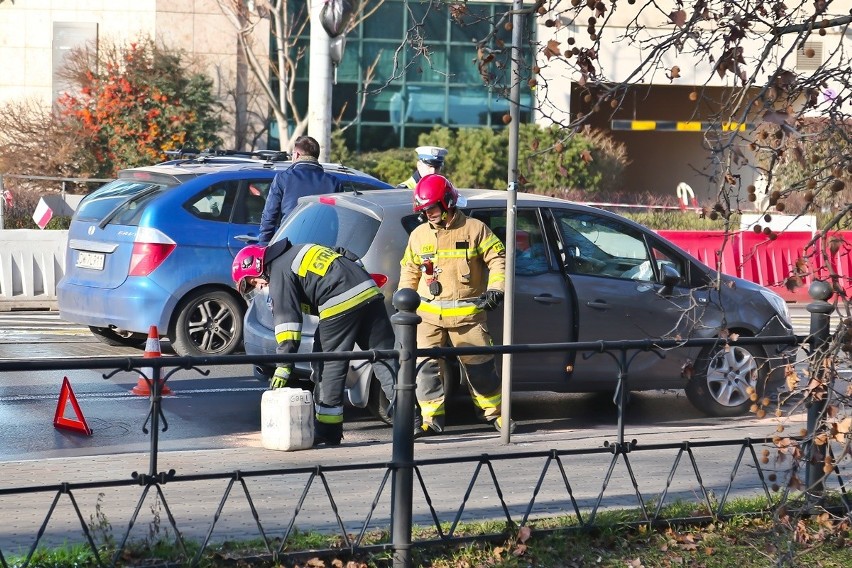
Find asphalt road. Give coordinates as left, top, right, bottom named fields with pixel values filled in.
left=0, top=305, right=839, bottom=461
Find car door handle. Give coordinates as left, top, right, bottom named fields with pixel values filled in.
left=533, top=294, right=561, bottom=305
left=235, top=234, right=259, bottom=243
left=586, top=300, right=609, bottom=310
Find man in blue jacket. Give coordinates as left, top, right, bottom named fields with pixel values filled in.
left=258, top=136, right=342, bottom=244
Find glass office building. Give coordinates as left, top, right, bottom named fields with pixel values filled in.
left=275, top=0, right=533, bottom=151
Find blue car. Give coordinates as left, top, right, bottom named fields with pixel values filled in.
left=58, top=152, right=392, bottom=356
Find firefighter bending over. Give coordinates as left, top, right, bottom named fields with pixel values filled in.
left=233, top=241, right=397, bottom=446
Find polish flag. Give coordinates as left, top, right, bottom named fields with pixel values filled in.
left=32, top=198, right=53, bottom=229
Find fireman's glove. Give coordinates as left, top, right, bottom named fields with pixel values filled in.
left=475, top=289, right=504, bottom=311
left=269, top=367, right=290, bottom=390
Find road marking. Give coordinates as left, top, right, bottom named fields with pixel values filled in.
left=0, top=386, right=267, bottom=403
left=0, top=311, right=89, bottom=334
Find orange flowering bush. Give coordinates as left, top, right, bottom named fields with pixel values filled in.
left=58, top=38, right=223, bottom=177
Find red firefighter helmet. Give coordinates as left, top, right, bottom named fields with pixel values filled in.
left=413, top=174, right=458, bottom=212
left=232, top=244, right=267, bottom=294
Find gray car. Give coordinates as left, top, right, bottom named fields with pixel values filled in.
left=242, top=189, right=795, bottom=421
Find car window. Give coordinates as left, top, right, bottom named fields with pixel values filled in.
left=469, top=208, right=550, bottom=275
left=552, top=209, right=666, bottom=281
left=232, top=180, right=271, bottom=225
left=276, top=201, right=380, bottom=258
left=184, top=181, right=238, bottom=222
left=75, top=179, right=172, bottom=222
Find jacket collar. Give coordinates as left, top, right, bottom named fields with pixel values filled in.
left=294, top=155, right=320, bottom=165
left=429, top=209, right=465, bottom=230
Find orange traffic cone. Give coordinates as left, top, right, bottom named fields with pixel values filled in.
left=131, top=325, right=172, bottom=396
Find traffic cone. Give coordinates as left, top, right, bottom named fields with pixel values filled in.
left=131, top=325, right=172, bottom=396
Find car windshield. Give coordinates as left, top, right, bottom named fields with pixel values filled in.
left=275, top=201, right=380, bottom=258
left=75, top=178, right=174, bottom=223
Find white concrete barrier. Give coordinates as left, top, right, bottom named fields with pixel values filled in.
left=0, top=230, right=67, bottom=311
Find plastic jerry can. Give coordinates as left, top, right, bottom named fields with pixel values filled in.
left=261, top=387, right=315, bottom=451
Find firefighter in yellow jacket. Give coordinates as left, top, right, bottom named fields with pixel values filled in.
left=399, top=174, right=514, bottom=437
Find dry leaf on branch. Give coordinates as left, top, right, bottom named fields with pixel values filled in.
left=544, top=39, right=561, bottom=60
left=785, top=276, right=803, bottom=291
left=669, top=9, right=687, bottom=28
left=827, top=235, right=846, bottom=255
left=833, top=417, right=852, bottom=442
left=785, top=366, right=799, bottom=391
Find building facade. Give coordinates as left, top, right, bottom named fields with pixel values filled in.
left=2, top=1, right=849, bottom=203
left=0, top=0, right=266, bottom=151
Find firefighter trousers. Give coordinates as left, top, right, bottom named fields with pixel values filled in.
left=415, top=321, right=502, bottom=430
left=313, top=298, right=397, bottom=424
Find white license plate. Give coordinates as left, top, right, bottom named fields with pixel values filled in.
left=76, top=251, right=105, bottom=270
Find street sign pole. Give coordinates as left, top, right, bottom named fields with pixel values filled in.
left=500, top=0, right=524, bottom=444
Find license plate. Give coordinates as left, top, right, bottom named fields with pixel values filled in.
left=76, top=251, right=105, bottom=270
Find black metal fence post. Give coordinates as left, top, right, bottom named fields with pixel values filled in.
left=148, top=365, right=163, bottom=479
left=805, top=280, right=833, bottom=497
left=390, top=289, right=421, bottom=568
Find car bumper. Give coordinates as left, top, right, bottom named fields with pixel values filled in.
left=57, top=278, right=174, bottom=333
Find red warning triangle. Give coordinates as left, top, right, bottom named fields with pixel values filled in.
left=53, top=376, right=93, bottom=436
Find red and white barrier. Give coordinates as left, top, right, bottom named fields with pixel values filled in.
left=659, top=230, right=851, bottom=302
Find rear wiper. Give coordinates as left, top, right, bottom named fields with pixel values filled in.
left=98, top=186, right=161, bottom=229
left=342, top=181, right=361, bottom=196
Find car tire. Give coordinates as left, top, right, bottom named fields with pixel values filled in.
left=88, top=326, right=148, bottom=348
left=685, top=343, right=765, bottom=417
left=367, top=376, right=393, bottom=425
left=170, top=289, right=245, bottom=356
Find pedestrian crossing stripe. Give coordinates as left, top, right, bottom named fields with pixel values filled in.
left=611, top=120, right=752, bottom=131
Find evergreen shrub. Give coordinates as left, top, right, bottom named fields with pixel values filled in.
left=344, top=124, right=630, bottom=194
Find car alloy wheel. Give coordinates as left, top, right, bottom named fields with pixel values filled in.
left=686, top=343, right=766, bottom=417
left=170, top=289, right=244, bottom=356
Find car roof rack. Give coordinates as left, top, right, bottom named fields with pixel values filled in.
left=162, top=148, right=291, bottom=165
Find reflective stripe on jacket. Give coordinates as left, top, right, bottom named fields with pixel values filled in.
left=397, top=170, right=421, bottom=190
left=266, top=241, right=382, bottom=370
left=399, top=210, right=505, bottom=328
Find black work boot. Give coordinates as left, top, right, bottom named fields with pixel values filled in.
left=413, top=422, right=443, bottom=440
left=313, top=420, right=343, bottom=447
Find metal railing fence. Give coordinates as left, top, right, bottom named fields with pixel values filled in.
left=0, top=289, right=844, bottom=568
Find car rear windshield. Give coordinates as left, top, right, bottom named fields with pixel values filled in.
left=74, top=176, right=177, bottom=224
left=277, top=201, right=380, bottom=258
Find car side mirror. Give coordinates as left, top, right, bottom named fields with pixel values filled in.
left=658, top=264, right=681, bottom=296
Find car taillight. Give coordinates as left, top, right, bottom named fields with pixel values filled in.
left=319, top=196, right=336, bottom=205
left=128, top=227, right=177, bottom=276
left=129, top=242, right=176, bottom=276
left=370, top=273, right=388, bottom=288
